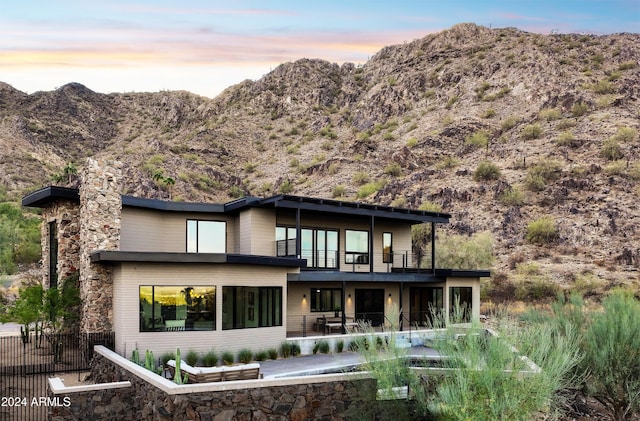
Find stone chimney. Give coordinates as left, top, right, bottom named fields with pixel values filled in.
left=78, top=158, right=122, bottom=333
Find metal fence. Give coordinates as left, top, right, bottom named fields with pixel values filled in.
left=0, top=331, right=115, bottom=421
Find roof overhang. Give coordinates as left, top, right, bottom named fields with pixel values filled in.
left=258, top=195, right=450, bottom=224
left=21, top=186, right=79, bottom=208
left=90, top=251, right=306, bottom=268
left=121, top=196, right=225, bottom=213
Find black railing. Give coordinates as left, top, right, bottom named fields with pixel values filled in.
left=0, top=331, right=115, bottom=421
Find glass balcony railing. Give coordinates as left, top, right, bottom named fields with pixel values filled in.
left=274, top=241, right=433, bottom=272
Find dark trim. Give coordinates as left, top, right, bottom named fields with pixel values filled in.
left=122, top=196, right=225, bottom=213
left=261, top=195, right=450, bottom=223
left=90, top=251, right=306, bottom=267
left=434, top=268, right=491, bottom=278
left=22, top=186, right=79, bottom=207
left=288, top=271, right=446, bottom=283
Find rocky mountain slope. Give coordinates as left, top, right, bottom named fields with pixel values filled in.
left=1, top=23, right=639, bottom=301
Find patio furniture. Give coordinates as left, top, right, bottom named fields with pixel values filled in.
left=166, top=360, right=260, bottom=383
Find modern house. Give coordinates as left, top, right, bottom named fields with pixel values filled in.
left=22, top=159, right=489, bottom=356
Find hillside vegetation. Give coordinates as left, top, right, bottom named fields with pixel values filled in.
left=1, top=23, right=639, bottom=302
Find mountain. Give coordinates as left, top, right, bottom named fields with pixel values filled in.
left=1, top=23, right=639, bottom=301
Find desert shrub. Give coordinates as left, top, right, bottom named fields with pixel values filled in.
left=611, top=126, right=638, bottom=143
left=432, top=231, right=494, bottom=270
left=538, top=108, right=562, bottom=121
left=332, top=184, right=346, bottom=198
left=601, top=139, right=623, bottom=160
left=481, top=108, right=496, bottom=119
left=291, top=343, right=301, bottom=356
left=436, top=155, right=459, bottom=169
left=604, top=161, right=626, bottom=176
left=237, top=348, right=253, bottom=364
left=445, top=95, right=458, bottom=109
left=278, top=179, right=293, bottom=194
left=526, top=217, right=558, bottom=244
left=581, top=290, right=640, bottom=421
left=571, top=101, right=589, bottom=117
left=289, top=157, right=299, bottom=168
left=391, top=196, right=407, bottom=207
left=279, top=341, right=292, bottom=358
left=501, top=116, right=519, bottom=131
left=556, top=130, right=577, bottom=147
left=556, top=118, right=577, bottom=130
left=473, top=161, right=501, bottom=181
left=418, top=201, right=443, bottom=212
left=202, top=351, right=218, bottom=367
left=352, top=171, right=369, bottom=185
left=465, top=130, right=490, bottom=148
left=590, top=79, right=615, bottom=94
left=618, top=60, right=636, bottom=70
left=318, top=340, right=330, bottom=354
left=254, top=350, right=268, bottom=361
left=336, top=340, right=344, bottom=353
left=185, top=349, right=199, bottom=366
left=521, top=124, right=543, bottom=140
left=327, top=163, right=339, bottom=175
left=524, top=160, right=561, bottom=191
left=357, top=180, right=385, bottom=199
left=499, top=185, right=525, bottom=206
left=267, top=348, right=278, bottom=360
left=384, top=162, right=402, bottom=176
left=629, top=163, right=640, bottom=180
left=428, top=320, right=582, bottom=420
left=221, top=351, right=234, bottom=365
left=406, top=137, right=418, bottom=148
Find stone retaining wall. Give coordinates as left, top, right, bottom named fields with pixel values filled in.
left=49, top=347, right=377, bottom=421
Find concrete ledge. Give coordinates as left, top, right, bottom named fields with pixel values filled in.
left=48, top=377, right=131, bottom=395
left=95, top=345, right=369, bottom=395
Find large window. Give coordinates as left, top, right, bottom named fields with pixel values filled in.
left=450, top=286, right=473, bottom=323
left=139, top=286, right=216, bottom=332
left=301, top=228, right=338, bottom=268
left=222, top=286, right=282, bottom=330
left=310, top=288, right=342, bottom=312
left=275, top=226, right=297, bottom=257
left=345, top=230, right=369, bottom=264
left=187, top=220, right=226, bottom=253
left=382, top=232, right=393, bottom=264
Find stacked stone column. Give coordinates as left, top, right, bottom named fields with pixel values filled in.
left=78, top=158, right=122, bottom=333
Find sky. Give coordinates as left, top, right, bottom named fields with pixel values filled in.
left=1, top=0, right=639, bottom=98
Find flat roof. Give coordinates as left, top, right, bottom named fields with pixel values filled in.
left=23, top=186, right=449, bottom=224
left=90, top=251, right=307, bottom=268
left=22, top=186, right=79, bottom=207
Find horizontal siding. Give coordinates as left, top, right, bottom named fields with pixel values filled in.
left=120, top=208, right=236, bottom=253
left=113, top=263, right=288, bottom=357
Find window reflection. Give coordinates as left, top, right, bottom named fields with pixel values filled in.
left=187, top=220, right=226, bottom=253
left=139, top=285, right=216, bottom=332
left=345, top=230, right=369, bottom=264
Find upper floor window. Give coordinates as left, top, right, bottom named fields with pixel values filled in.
left=187, top=220, right=226, bottom=253
left=301, top=228, right=338, bottom=269
left=275, top=226, right=297, bottom=257
left=345, top=229, right=369, bottom=264
left=382, top=232, right=393, bottom=263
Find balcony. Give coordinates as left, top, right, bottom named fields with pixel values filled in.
left=275, top=242, right=432, bottom=272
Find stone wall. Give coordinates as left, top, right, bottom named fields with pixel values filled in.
left=78, top=158, right=123, bottom=333
left=41, top=200, right=80, bottom=288
left=50, top=351, right=377, bottom=421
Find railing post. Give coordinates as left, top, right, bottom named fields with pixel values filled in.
left=302, top=315, right=306, bottom=337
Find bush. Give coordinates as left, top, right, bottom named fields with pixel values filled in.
left=336, top=340, right=344, bottom=353
left=237, top=348, right=253, bottom=364
left=521, top=124, right=543, bottom=140
left=254, top=350, right=268, bottom=361
left=499, top=185, right=525, bottom=206
left=432, top=231, right=494, bottom=270
left=383, top=162, right=402, bottom=176
left=357, top=181, right=385, bottom=199
left=280, top=341, right=292, bottom=358
left=352, top=171, right=369, bottom=185
left=526, top=217, right=558, bottom=244
left=202, top=351, right=218, bottom=367
left=221, top=351, right=234, bottom=365
left=267, top=348, right=278, bottom=360
left=571, top=101, right=589, bottom=117
left=160, top=352, right=176, bottom=366
left=601, top=139, right=623, bottom=160
left=406, top=137, right=418, bottom=148
left=538, top=108, right=562, bottom=121
left=318, top=340, right=330, bottom=354
left=556, top=130, right=577, bottom=147
left=501, top=116, right=519, bottom=131
left=473, top=161, right=501, bottom=181
left=524, top=161, right=561, bottom=191
left=185, top=349, right=199, bottom=366
left=332, top=184, right=346, bottom=198
left=465, top=130, right=490, bottom=148
left=582, top=291, right=640, bottom=420
left=418, top=201, right=443, bottom=212
left=611, top=126, right=637, bottom=143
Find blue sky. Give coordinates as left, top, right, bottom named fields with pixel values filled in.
left=2, top=0, right=638, bottom=98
